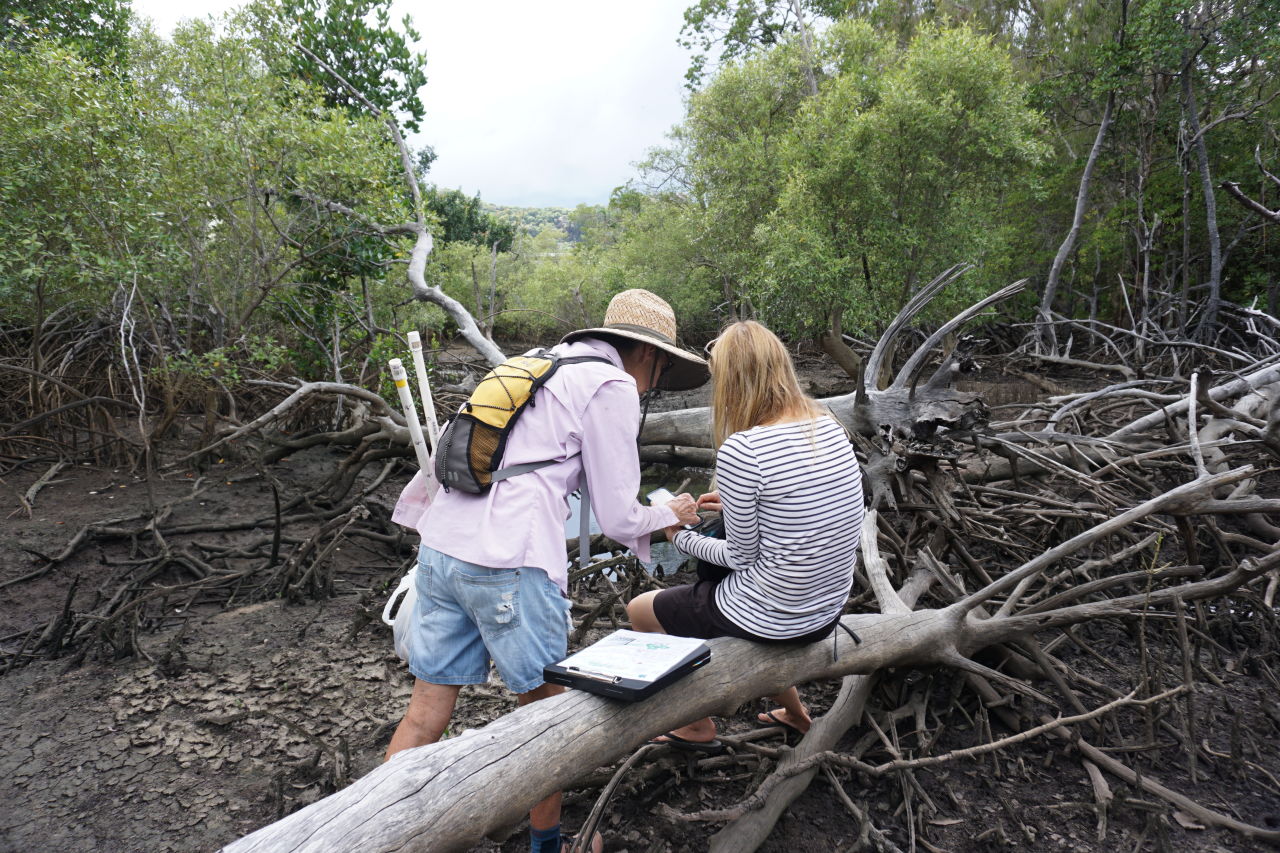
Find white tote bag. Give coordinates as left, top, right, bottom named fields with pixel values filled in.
left=381, top=568, right=417, bottom=663
left=384, top=463, right=440, bottom=663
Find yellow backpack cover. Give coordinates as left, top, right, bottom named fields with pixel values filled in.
left=434, top=348, right=609, bottom=493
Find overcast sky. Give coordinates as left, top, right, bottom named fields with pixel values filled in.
left=130, top=0, right=695, bottom=207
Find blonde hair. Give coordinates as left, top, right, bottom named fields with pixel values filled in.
left=709, top=321, right=823, bottom=447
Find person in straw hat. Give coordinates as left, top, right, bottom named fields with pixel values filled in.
left=385, top=289, right=708, bottom=853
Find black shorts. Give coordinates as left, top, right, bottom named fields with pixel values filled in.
left=651, top=580, right=839, bottom=645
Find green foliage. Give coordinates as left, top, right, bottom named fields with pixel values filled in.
left=679, top=0, right=846, bottom=87
left=484, top=204, right=577, bottom=239
left=0, top=37, right=172, bottom=315
left=760, top=22, right=1046, bottom=331
left=593, top=196, right=723, bottom=338
left=1042, top=0, right=1280, bottom=324
left=249, top=0, right=428, bottom=131
left=3, top=0, right=1277, bottom=398
left=1, top=0, right=131, bottom=66
left=141, top=16, right=407, bottom=344
left=0, top=12, right=417, bottom=395
left=167, top=335, right=291, bottom=384
left=427, top=188, right=516, bottom=252
left=635, top=33, right=821, bottom=325
left=632, top=18, right=1045, bottom=339
left=667, top=0, right=1279, bottom=336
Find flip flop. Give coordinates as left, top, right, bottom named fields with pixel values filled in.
left=648, top=732, right=725, bottom=753
left=757, top=710, right=807, bottom=736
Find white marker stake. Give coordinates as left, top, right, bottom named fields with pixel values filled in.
left=406, top=331, right=440, bottom=449
left=389, top=358, right=431, bottom=472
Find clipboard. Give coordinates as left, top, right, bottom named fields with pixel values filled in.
left=543, top=629, right=711, bottom=701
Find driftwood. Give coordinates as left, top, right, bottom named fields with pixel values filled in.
left=641, top=269, right=1019, bottom=461
left=8, top=252, right=1261, bottom=848
left=190, top=275, right=1280, bottom=851
left=225, top=462, right=1277, bottom=852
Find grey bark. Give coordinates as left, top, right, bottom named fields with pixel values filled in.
left=1182, top=46, right=1223, bottom=340
left=1222, top=180, right=1280, bottom=224
left=1038, top=90, right=1115, bottom=353
left=222, top=470, right=1266, bottom=853
left=295, top=43, right=506, bottom=367
left=1038, top=0, right=1127, bottom=351
left=640, top=382, right=988, bottom=449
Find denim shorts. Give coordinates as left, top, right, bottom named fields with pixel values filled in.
left=408, top=545, right=571, bottom=694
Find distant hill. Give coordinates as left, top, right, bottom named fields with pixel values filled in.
left=482, top=204, right=576, bottom=241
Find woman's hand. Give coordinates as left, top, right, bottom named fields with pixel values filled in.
left=696, top=490, right=722, bottom=513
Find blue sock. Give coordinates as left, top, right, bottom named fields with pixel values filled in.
left=530, top=823, right=561, bottom=853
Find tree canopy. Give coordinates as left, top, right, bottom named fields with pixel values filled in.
left=250, top=0, right=428, bottom=131
left=1, top=0, right=131, bottom=65
left=1, top=0, right=1278, bottom=384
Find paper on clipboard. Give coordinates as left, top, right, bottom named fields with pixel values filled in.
left=558, top=630, right=706, bottom=682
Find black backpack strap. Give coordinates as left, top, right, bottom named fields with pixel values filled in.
left=577, top=482, right=592, bottom=570
left=489, top=459, right=559, bottom=482
left=489, top=354, right=615, bottom=481
left=553, top=355, right=613, bottom=366
left=490, top=353, right=613, bottom=568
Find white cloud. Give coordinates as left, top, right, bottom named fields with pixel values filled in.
left=131, top=0, right=694, bottom=207
left=131, top=0, right=235, bottom=37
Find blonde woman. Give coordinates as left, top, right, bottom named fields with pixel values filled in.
left=627, top=320, right=865, bottom=748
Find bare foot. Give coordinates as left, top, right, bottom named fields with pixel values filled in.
left=652, top=717, right=717, bottom=744
left=757, top=708, right=811, bottom=735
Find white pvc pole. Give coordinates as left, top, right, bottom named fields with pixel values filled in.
left=406, top=330, right=440, bottom=449
left=389, top=358, right=431, bottom=472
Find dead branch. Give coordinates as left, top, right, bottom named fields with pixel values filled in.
left=643, top=270, right=1019, bottom=453
left=709, top=564, right=936, bottom=852
left=224, top=477, right=1278, bottom=852
left=294, top=43, right=505, bottom=366
left=672, top=689, right=1181, bottom=823
left=1222, top=181, right=1280, bottom=224
left=1062, top=723, right=1280, bottom=843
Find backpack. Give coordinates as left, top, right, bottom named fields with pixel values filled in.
left=434, top=348, right=611, bottom=494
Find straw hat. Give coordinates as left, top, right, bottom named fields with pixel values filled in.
left=561, top=289, right=709, bottom=391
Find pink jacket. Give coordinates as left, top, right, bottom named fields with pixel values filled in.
left=392, top=338, right=677, bottom=591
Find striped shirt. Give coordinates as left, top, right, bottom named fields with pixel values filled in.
left=672, top=416, right=864, bottom=639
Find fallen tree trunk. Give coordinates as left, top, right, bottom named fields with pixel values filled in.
left=643, top=271, right=1021, bottom=450
left=225, top=467, right=1267, bottom=853
left=227, top=569, right=1272, bottom=852
left=227, top=608, right=955, bottom=853
left=709, top=559, right=935, bottom=852
left=640, top=381, right=989, bottom=447
left=1108, top=359, right=1280, bottom=439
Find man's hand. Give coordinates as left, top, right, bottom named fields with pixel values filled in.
left=696, top=491, right=722, bottom=513
left=667, top=493, right=699, bottom=526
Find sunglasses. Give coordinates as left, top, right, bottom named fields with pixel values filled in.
left=703, top=337, right=719, bottom=358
